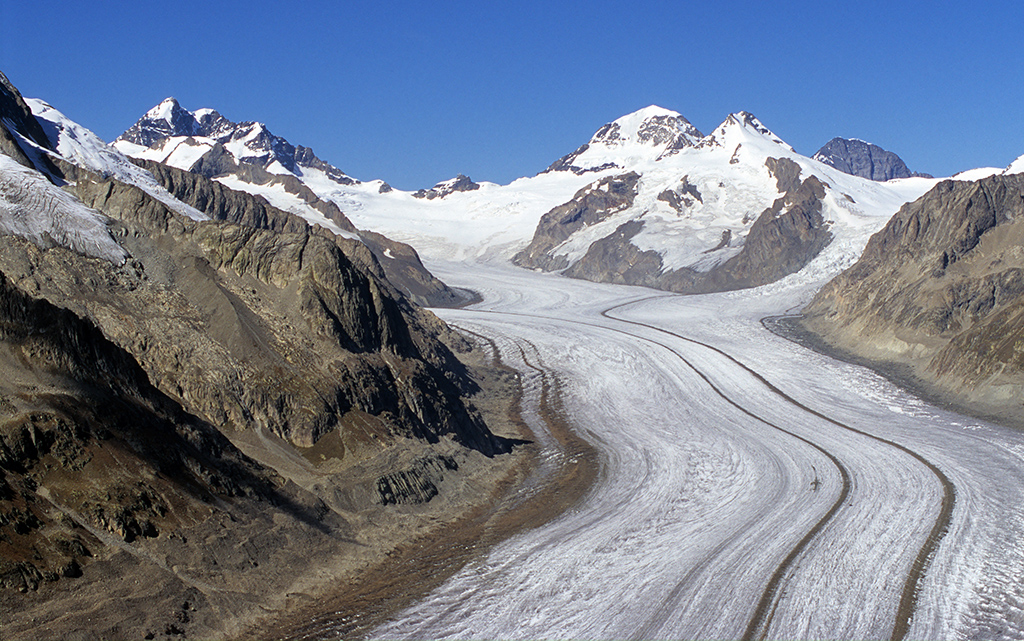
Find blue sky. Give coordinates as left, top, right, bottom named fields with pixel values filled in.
left=3, top=0, right=1022, bottom=189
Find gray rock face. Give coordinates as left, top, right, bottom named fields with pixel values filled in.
left=800, top=174, right=1024, bottom=422
left=0, top=267, right=285, bottom=591
left=412, top=174, right=480, bottom=200
left=0, top=72, right=62, bottom=177
left=813, top=137, right=930, bottom=181
left=513, top=172, right=642, bottom=271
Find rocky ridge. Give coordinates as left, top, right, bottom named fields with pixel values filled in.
left=413, top=174, right=481, bottom=199
left=799, top=173, right=1024, bottom=424
left=117, top=97, right=358, bottom=186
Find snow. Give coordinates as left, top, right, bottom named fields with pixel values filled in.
left=294, top=164, right=607, bottom=260
left=163, top=137, right=216, bottom=171
left=953, top=167, right=1003, bottom=181
left=1004, top=154, right=1024, bottom=175
left=148, top=97, right=179, bottom=122
left=28, top=100, right=209, bottom=222
left=0, top=153, right=128, bottom=263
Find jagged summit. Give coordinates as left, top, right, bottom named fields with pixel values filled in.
left=813, top=137, right=930, bottom=181
left=701, top=111, right=793, bottom=151
left=546, top=107, right=803, bottom=174
left=413, top=173, right=481, bottom=200
left=114, top=99, right=357, bottom=185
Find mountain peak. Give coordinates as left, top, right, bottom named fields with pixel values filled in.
left=594, top=105, right=703, bottom=148
left=703, top=111, right=792, bottom=151
left=115, top=99, right=358, bottom=186
left=146, top=97, right=182, bottom=121
left=812, top=137, right=929, bottom=181
left=545, top=105, right=704, bottom=174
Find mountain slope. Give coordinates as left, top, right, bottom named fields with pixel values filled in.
left=799, top=172, right=1024, bottom=425
left=0, top=75, right=525, bottom=639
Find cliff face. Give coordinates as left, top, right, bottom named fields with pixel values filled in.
left=812, top=137, right=930, bottom=181
left=800, top=174, right=1024, bottom=421
left=136, top=157, right=463, bottom=308
left=11, top=160, right=506, bottom=455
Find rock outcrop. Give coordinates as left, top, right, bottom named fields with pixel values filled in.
left=799, top=173, right=1024, bottom=423
left=135, top=157, right=462, bottom=307
left=0, top=72, right=62, bottom=178
left=513, top=172, right=642, bottom=271
left=412, top=174, right=481, bottom=200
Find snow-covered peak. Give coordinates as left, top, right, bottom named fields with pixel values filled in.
left=116, top=99, right=358, bottom=187
left=146, top=97, right=182, bottom=123
left=591, top=105, right=703, bottom=149
left=546, top=106, right=705, bottom=174
left=702, top=111, right=793, bottom=151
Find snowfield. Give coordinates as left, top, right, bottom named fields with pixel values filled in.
left=354, top=260, right=1024, bottom=640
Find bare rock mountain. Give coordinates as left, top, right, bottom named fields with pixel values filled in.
left=813, top=137, right=931, bottom=181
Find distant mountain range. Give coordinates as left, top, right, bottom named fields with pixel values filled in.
left=112, top=100, right=951, bottom=296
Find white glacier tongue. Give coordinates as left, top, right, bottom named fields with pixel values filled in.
left=0, top=153, right=128, bottom=263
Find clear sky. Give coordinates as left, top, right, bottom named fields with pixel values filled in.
left=2, top=0, right=1022, bottom=190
